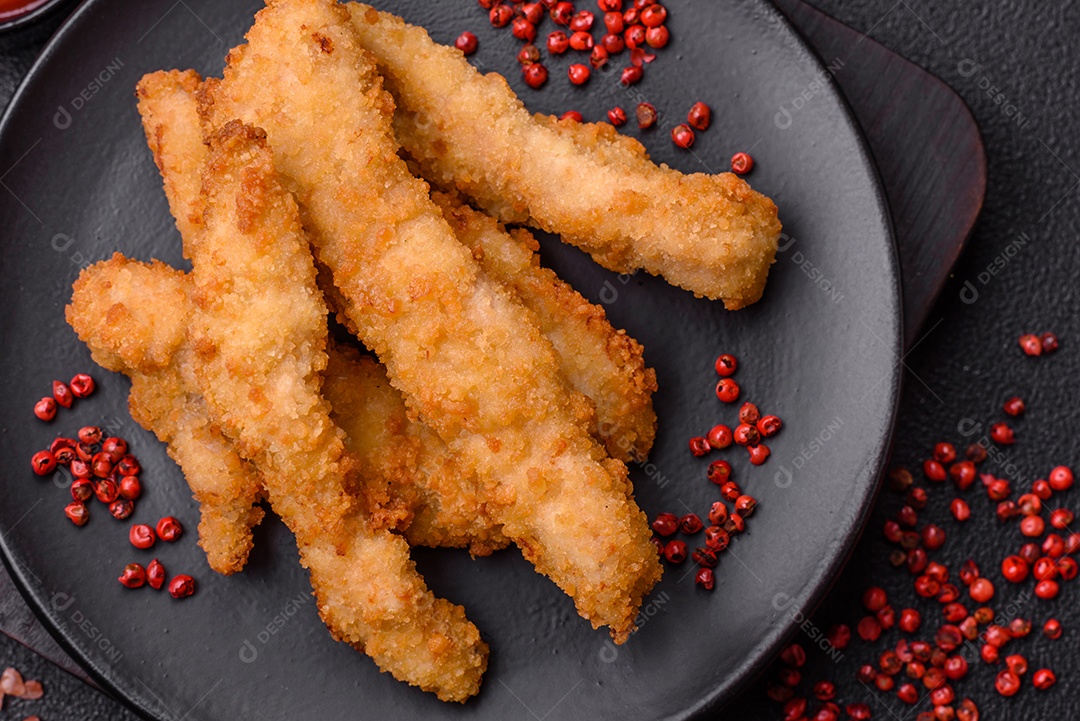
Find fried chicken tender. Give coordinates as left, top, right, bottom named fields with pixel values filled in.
left=132, top=69, right=267, bottom=572
left=325, top=344, right=508, bottom=556
left=431, top=192, right=657, bottom=462
left=135, top=67, right=506, bottom=555
left=187, top=122, right=486, bottom=701
left=66, top=255, right=265, bottom=575
left=347, top=3, right=782, bottom=309
left=202, top=0, right=660, bottom=642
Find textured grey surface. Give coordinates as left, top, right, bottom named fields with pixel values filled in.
left=1, top=0, right=1078, bottom=719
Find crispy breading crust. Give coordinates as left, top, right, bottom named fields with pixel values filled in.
left=202, top=0, right=660, bottom=642
left=348, top=3, right=782, bottom=309
left=431, top=192, right=657, bottom=462
left=66, top=255, right=264, bottom=575
left=325, top=344, right=509, bottom=556
left=186, top=122, right=487, bottom=701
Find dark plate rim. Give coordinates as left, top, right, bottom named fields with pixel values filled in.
left=0, top=1, right=903, bottom=719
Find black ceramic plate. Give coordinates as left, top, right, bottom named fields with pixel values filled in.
left=0, top=1, right=900, bottom=719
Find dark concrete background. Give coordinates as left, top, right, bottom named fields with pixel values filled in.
left=1, top=1, right=1077, bottom=719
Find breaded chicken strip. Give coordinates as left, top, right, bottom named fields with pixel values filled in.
left=67, top=255, right=264, bottom=575
left=348, top=3, right=782, bottom=309
left=325, top=344, right=508, bottom=556
left=431, top=192, right=657, bottom=462
left=133, top=69, right=268, bottom=571
left=202, top=0, right=660, bottom=642
left=187, top=122, right=486, bottom=701
left=71, top=253, right=506, bottom=558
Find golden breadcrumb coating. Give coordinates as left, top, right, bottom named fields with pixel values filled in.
left=325, top=344, right=509, bottom=556
left=348, top=3, right=782, bottom=309
left=66, top=255, right=264, bottom=575
left=202, top=0, right=660, bottom=642
left=185, top=121, right=487, bottom=701
left=431, top=192, right=657, bottom=462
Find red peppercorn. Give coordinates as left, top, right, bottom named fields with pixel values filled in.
left=156, top=516, right=183, bottom=542
left=734, top=494, right=757, bottom=517
left=517, top=43, right=541, bottom=65
left=70, top=459, right=90, bottom=479
left=1043, top=533, right=1066, bottom=558
left=109, top=500, right=133, bottom=520
left=923, top=459, right=947, bottom=482
left=590, top=45, right=609, bottom=67
left=671, top=123, right=694, bottom=149
left=959, top=559, right=980, bottom=586
left=724, top=513, right=745, bottom=534
left=1034, top=556, right=1060, bottom=582
left=30, top=450, right=56, bottom=476
left=950, top=498, right=971, bottom=521
left=958, top=616, right=979, bottom=641
left=168, top=574, right=196, bottom=599
left=91, top=452, right=113, bottom=479
left=863, top=586, right=888, bottom=612
left=1001, top=396, right=1025, bottom=417
left=714, top=353, right=737, bottom=377
left=679, top=513, right=703, bottom=534
left=907, top=547, right=928, bottom=574
left=757, top=415, right=782, bottom=438
left=550, top=1, right=574, bottom=24
left=598, top=0, right=623, bottom=11
left=118, top=563, right=146, bottom=589
left=634, top=102, right=658, bottom=132
left=130, top=524, right=156, bottom=550
left=990, top=422, right=1015, bottom=445
left=897, top=505, right=918, bottom=528
left=1057, top=556, right=1077, bottom=579
left=780, top=643, right=806, bottom=667
left=876, top=605, right=896, bottom=630
left=875, top=673, right=894, bottom=692
left=1019, top=333, right=1042, bottom=356
left=1049, top=465, right=1073, bottom=491
left=747, top=444, right=770, bottom=465
left=1005, top=654, right=1028, bottom=677
left=490, top=4, right=514, bottom=27
left=943, top=655, right=968, bottom=681
left=1043, top=618, right=1062, bottom=639
left=731, top=152, right=754, bottom=174
left=1040, top=332, right=1059, bottom=353
left=523, top=62, right=549, bottom=88
left=601, top=32, right=625, bottom=53
left=477, top=0, right=496, bottom=9
left=704, top=424, right=732, bottom=450
left=688, top=436, right=710, bottom=457
left=857, top=616, right=882, bottom=641
left=547, top=30, right=570, bottom=53
left=942, top=603, right=967, bottom=623
left=52, top=380, right=73, bottom=408
left=966, top=443, right=988, bottom=462
left=987, top=478, right=1011, bottom=501
left=936, top=581, right=960, bottom=602
left=1067, top=533, right=1080, bottom=554
left=997, top=500, right=1018, bottom=522
left=733, top=424, right=760, bottom=447
left=936, top=624, right=963, bottom=652
left=898, top=608, right=921, bottom=633
left=914, top=575, right=940, bottom=598
left=981, top=644, right=999, bottom=664
left=569, top=9, right=595, bottom=31
left=949, top=461, right=976, bottom=490
left=651, top=512, right=678, bottom=537
left=704, top=525, right=729, bottom=551
left=897, top=682, right=918, bottom=704
left=33, top=397, right=57, bottom=422
left=1020, top=541, right=1041, bottom=564
left=521, top=2, right=545, bottom=23
left=569, top=30, right=593, bottom=50
left=733, top=402, right=757, bottom=425
left=1049, top=507, right=1073, bottom=529
left=603, top=10, right=625, bottom=33
left=639, top=3, right=666, bottom=26
left=856, top=664, right=876, bottom=684
left=620, top=64, right=643, bottom=85
left=707, top=460, right=732, bottom=485
left=969, top=578, right=994, bottom=603
left=1032, top=668, right=1056, bottom=690
left=606, top=106, right=628, bottom=127
left=707, top=501, right=729, bottom=526
left=995, top=669, right=1021, bottom=697
left=69, top=373, right=95, bottom=398
left=1001, top=555, right=1029, bottom=583
left=101, top=437, right=127, bottom=463
left=719, top=481, right=741, bottom=502
left=933, top=442, right=956, bottom=463
left=1020, top=515, right=1045, bottom=537
left=74, top=442, right=93, bottom=462
left=147, top=558, right=166, bottom=590
left=826, top=624, right=851, bottom=650
left=650, top=536, right=664, bottom=556
left=64, top=502, right=89, bottom=526
left=1035, top=578, right=1059, bottom=599
left=454, top=31, right=478, bottom=55
left=644, top=25, right=669, bottom=48
left=93, top=479, right=118, bottom=504
left=663, top=539, right=687, bottom=563
left=624, top=24, right=646, bottom=49
left=715, top=378, right=739, bottom=403
left=691, top=546, right=718, bottom=568
left=921, top=524, right=946, bottom=550
left=694, top=567, right=714, bottom=590
left=69, top=478, right=92, bottom=503
left=811, top=680, right=835, bottom=702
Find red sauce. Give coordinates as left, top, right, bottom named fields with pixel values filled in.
left=0, top=0, right=52, bottom=22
